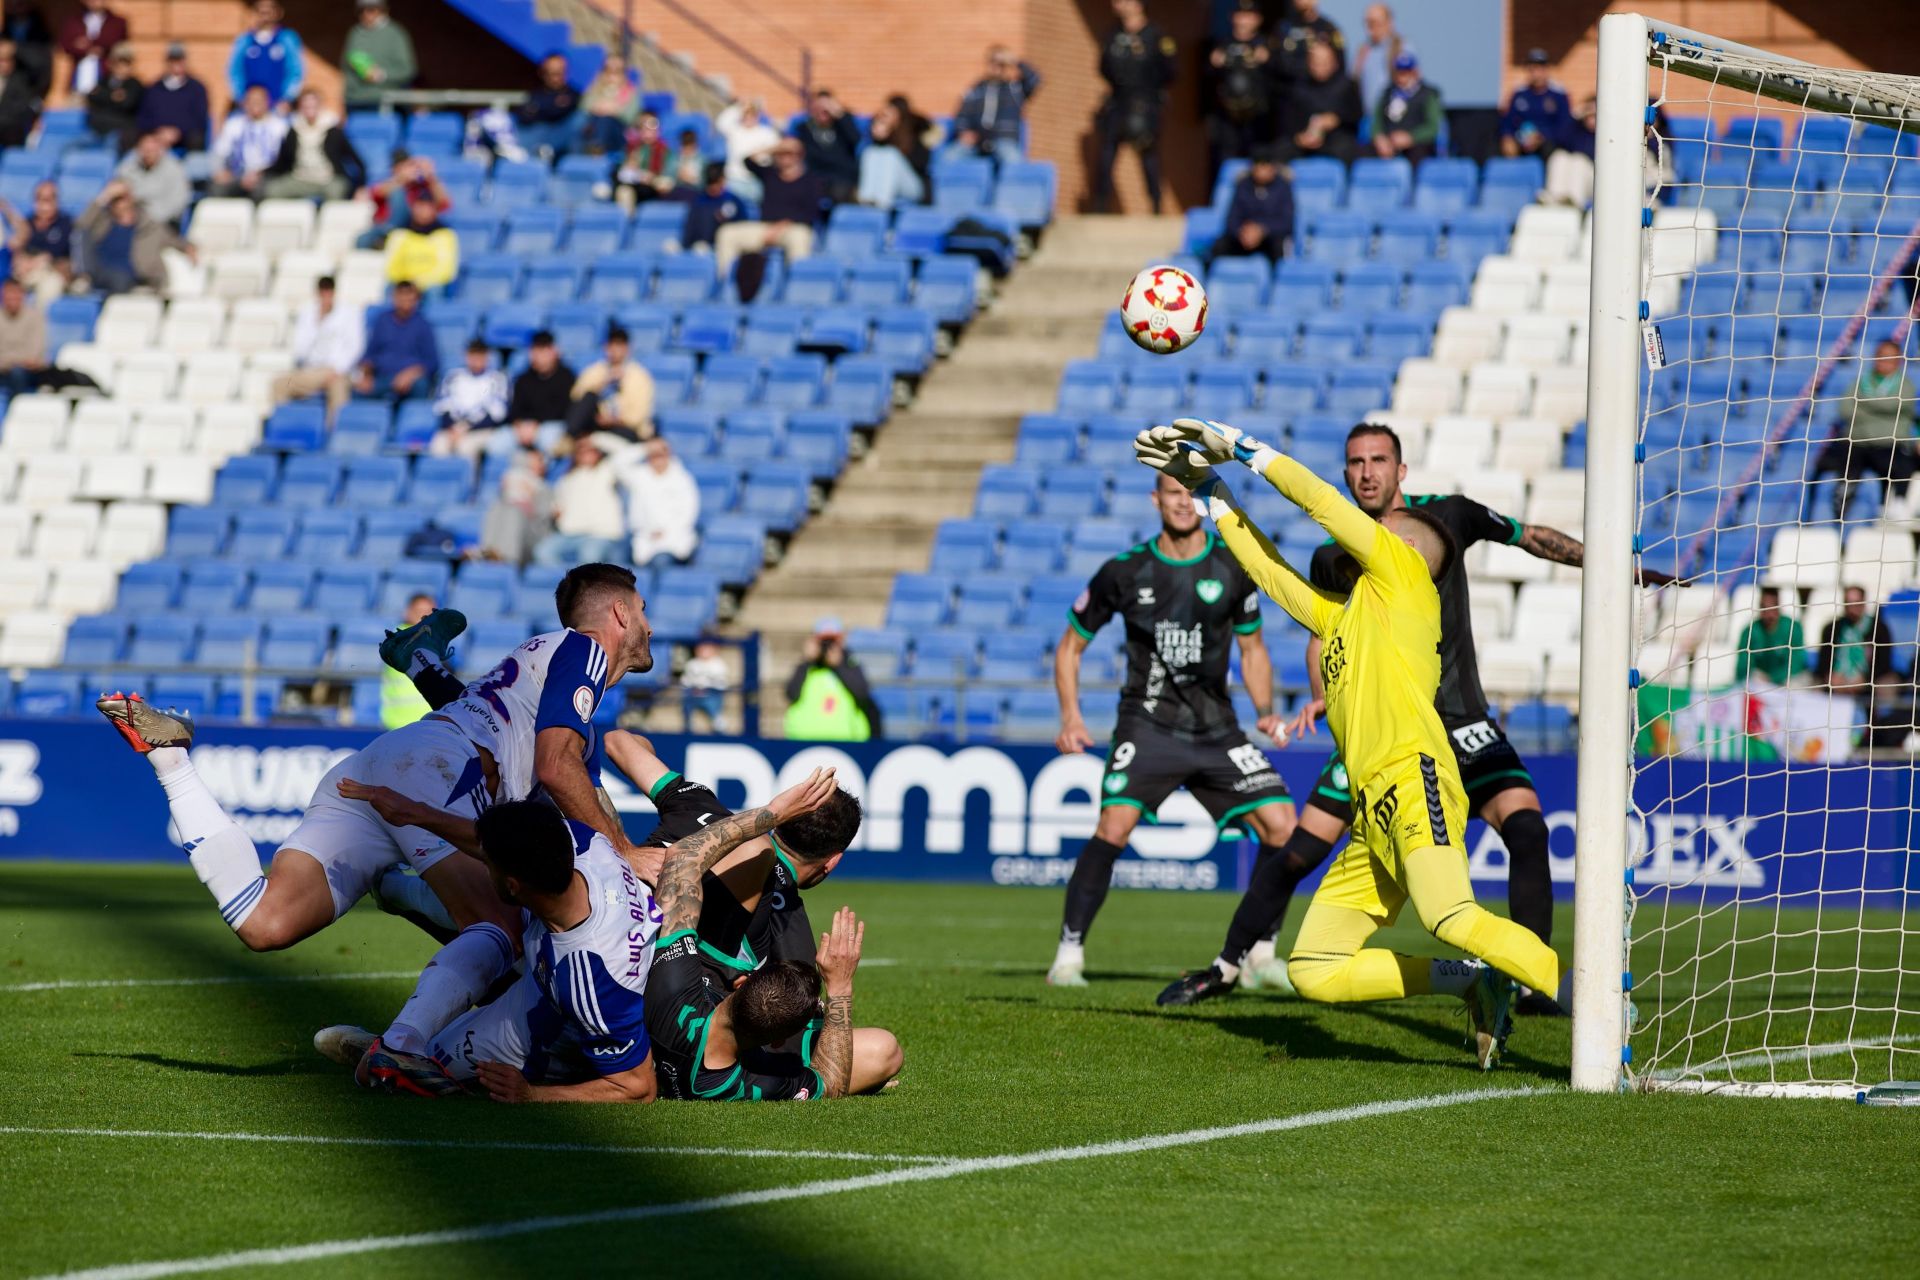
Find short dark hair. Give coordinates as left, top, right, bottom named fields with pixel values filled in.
left=466, top=338, right=490, bottom=355
left=555, top=562, right=638, bottom=628
left=406, top=592, right=434, bottom=608
left=732, top=959, right=821, bottom=1045
left=316, top=274, right=337, bottom=290
left=473, top=801, right=575, bottom=895
left=776, top=787, right=863, bottom=863
left=528, top=329, right=555, bottom=347
left=605, top=325, right=630, bottom=345
left=1759, top=585, right=1782, bottom=604
left=1346, top=422, right=1403, bottom=463
left=393, top=279, right=419, bottom=293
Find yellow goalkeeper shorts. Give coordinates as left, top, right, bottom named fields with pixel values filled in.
left=1316, top=751, right=1470, bottom=922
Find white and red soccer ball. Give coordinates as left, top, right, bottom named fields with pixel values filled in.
left=1120, top=264, right=1208, bottom=354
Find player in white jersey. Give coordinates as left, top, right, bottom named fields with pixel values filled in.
left=317, top=769, right=844, bottom=1101
left=99, top=565, right=655, bottom=1050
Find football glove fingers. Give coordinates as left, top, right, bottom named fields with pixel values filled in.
left=1166, top=417, right=1269, bottom=466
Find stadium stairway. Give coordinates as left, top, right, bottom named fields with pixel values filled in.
left=734, top=214, right=1180, bottom=728
left=532, top=0, right=729, bottom=116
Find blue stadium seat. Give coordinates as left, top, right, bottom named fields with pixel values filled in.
left=1270, top=259, right=1335, bottom=311
left=312, top=566, right=380, bottom=613
left=1300, top=314, right=1363, bottom=361
left=276, top=455, right=341, bottom=508
left=1405, top=261, right=1469, bottom=310
left=822, top=205, right=889, bottom=260
left=247, top=563, right=314, bottom=612
left=63, top=615, right=126, bottom=666
left=953, top=576, right=1024, bottom=630
left=193, top=617, right=261, bottom=671
left=915, top=255, right=978, bottom=325
left=586, top=253, right=654, bottom=304
left=128, top=616, right=196, bottom=667
left=178, top=561, right=247, bottom=613
left=1325, top=363, right=1395, bottom=418
left=116, top=562, right=181, bottom=612
left=1374, top=213, right=1441, bottom=267
left=696, top=354, right=760, bottom=409
left=740, top=306, right=805, bottom=357
left=678, top=303, right=741, bottom=355
left=341, top=455, right=408, bottom=507
left=930, top=519, right=999, bottom=574
left=1231, top=314, right=1295, bottom=364
left=888, top=573, right=954, bottom=628
left=408, top=456, right=474, bottom=507
left=1264, top=366, right=1325, bottom=414
left=459, top=255, right=523, bottom=307
left=846, top=260, right=911, bottom=308
left=1058, top=360, right=1121, bottom=414
left=654, top=255, right=717, bottom=305
left=488, top=159, right=551, bottom=209
left=1123, top=364, right=1184, bottom=415
left=872, top=307, right=937, bottom=374
left=378, top=564, right=451, bottom=615
left=1042, top=470, right=1106, bottom=519
left=524, top=261, right=584, bottom=306
left=503, top=206, right=565, bottom=255
left=1182, top=205, right=1225, bottom=255
left=15, top=671, right=82, bottom=718
left=1001, top=520, right=1067, bottom=573
left=230, top=508, right=299, bottom=556
left=1301, top=213, right=1370, bottom=265
left=629, top=201, right=689, bottom=253
left=563, top=204, right=628, bottom=255
left=551, top=155, right=612, bottom=207
left=975, top=465, right=1037, bottom=519
left=892, top=208, right=952, bottom=257
left=738, top=462, right=811, bottom=530
left=1193, top=365, right=1257, bottom=415
left=993, top=161, right=1055, bottom=229
left=358, top=509, right=426, bottom=562
left=846, top=628, right=908, bottom=679
left=263, top=402, right=326, bottom=452
left=168, top=507, right=230, bottom=557
left=1446, top=213, right=1510, bottom=266
left=1349, top=157, right=1413, bottom=207
left=258, top=618, right=331, bottom=669
left=1015, top=414, right=1080, bottom=464
left=911, top=629, right=978, bottom=678
left=762, top=354, right=826, bottom=410
left=151, top=675, right=218, bottom=722
left=1368, top=313, right=1433, bottom=362
left=781, top=258, right=845, bottom=307
left=823, top=356, right=892, bottom=424
left=1413, top=157, right=1478, bottom=214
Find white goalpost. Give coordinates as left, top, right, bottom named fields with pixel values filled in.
left=1576, top=13, right=1920, bottom=1098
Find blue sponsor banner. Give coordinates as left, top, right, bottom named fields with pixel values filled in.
left=0, top=720, right=1912, bottom=905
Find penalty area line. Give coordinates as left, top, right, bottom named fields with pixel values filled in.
left=37, top=1086, right=1543, bottom=1280
left=0, top=971, right=421, bottom=993
left=0, top=1126, right=950, bottom=1166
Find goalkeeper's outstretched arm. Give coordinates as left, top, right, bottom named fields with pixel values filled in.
left=1245, top=449, right=1381, bottom=569
left=1197, top=477, right=1343, bottom=637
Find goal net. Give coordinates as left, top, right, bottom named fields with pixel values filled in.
left=1577, top=14, right=1920, bottom=1098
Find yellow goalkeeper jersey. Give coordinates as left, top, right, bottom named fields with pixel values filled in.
left=1206, top=451, right=1450, bottom=794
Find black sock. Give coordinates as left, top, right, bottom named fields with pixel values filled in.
left=1502, top=808, right=1555, bottom=944
left=412, top=659, right=465, bottom=710
left=1061, top=837, right=1124, bottom=944
left=1222, top=832, right=1334, bottom=965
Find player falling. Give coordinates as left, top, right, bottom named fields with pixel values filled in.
left=1136, top=420, right=1563, bottom=1068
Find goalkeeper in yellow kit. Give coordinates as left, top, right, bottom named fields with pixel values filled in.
left=1136, top=419, right=1563, bottom=1069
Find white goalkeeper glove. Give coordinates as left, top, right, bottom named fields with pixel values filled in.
left=1133, top=425, right=1217, bottom=492
left=1162, top=417, right=1274, bottom=468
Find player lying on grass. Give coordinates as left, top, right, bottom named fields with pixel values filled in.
left=646, top=786, right=901, bottom=1100
left=1135, top=419, right=1565, bottom=1068
left=319, top=768, right=844, bottom=1100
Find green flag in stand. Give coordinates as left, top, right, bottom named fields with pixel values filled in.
left=1636, top=683, right=1779, bottom=760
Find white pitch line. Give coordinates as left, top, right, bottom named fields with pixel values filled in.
left=1651, top=1031, right=1920, bottom=1080
left=0, top=1126, right=947, bottom=1166
left=0, top=971, right=419, bottom=993
left=34, top=1086, right=1540, bottom=1280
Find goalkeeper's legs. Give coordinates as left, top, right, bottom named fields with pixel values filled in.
left=1285, top=898, right=1429, bottom=1002
left=1403, top=845, right=1561, bottom=997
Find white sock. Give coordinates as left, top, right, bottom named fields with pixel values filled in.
left=1430, top=958, right=1485, bottom=998
left=1213, top=956, right=1242, bottom=982
left=406, top=646, right=447, bottom=679
left=385, top=923, right=516, bottom=1053
left=1053, top=939, right=1085, bottom=970
left=1245, top=938, right=1277, bottom=970
left=376, top=865, right=457, bottom=934
left=151, top=748, right=267, bottom=931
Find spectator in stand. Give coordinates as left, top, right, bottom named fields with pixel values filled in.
left=75, top=181, right=192, bottom=295
left=578, top=51, right=638, bottom=155
left=501, top=329, right=574, bottom=455
left=380, top=592, right=437, bottom=728
left=135, top=43, right=210, bottom=154
left=429, top=338, right=510, bottom=457
left=270, top=275, right=362, bottom=424
left=669, top=128, right=705, bottom=188
left=1500, top=48, right=1572, bottom=160
left=1092, top=0, right=1177, bottom=215
left=611, top=112, right=673, bottom=209
left=229, top=0, right=303, bottom=108
left=1816, top=586, right=1893, bottom=699
left=1280, top=38, right=1363, bottom=164
left=210, top=85, right=289, bottom=199
left=341, top=0, right=416, bottom=111
left=618, top=434, right=699, bottom=566
left=715, top=97, right=781, bottom=201
left=56, top=0, right=123, bottom=97
left=1276, top=0, right=1343, bottom=84
left=1736, top=587, right=1805, bottom=688
left=353, top=279, right=437, bottom=402
left=857, top=97, right=930, bottom=209
left=680, top=637, right=730, bottom=733
left=513, top=53, right=580, bottom=161
left=358, top=151, right=448, bottom=249
left=784, top=617, right=883, bottom=741
left=0, top=39, right=42, bottom=147
left=567, top=326, right=654, bottom=442
left=1207, top=146, right=1293, bottom=264
left=681, top=162, right=745, bottom=253
left=953, top=46, right=1040, bottom=169
left=716, top=138, right=826, bottom=275
left=3, top=181, right=75, bottom=300
left=534, top=434, right=630, bottom=566
left=0, top=276, right=46, bottom=394
left=114, top=130, right=191, bottom=226
left=1543, top=96, right=1598, bottom=207
left=480, top=446, right=553, bottom=565
left=1, top=0, right=52, bottom=98
left=793, top=88, right=860, bottom=204
left=1350, top=3, right=1406, bottom=139
left=85, top=42, right=141, bottom=151
left=1370, top=51, right=1442, bottom=163
left=1811, top=339, right=1919, bottom=522
left=383, top=194, right=457, bottom=292
left=263, top=88, right=365, bottom=201
left=1205, top=3, right=1277, bottom=179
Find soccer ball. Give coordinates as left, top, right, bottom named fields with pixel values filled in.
left=1120, top=264, right=1208, bottom=354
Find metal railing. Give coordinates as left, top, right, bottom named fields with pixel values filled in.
left=370, top=88, right=531, bottom=115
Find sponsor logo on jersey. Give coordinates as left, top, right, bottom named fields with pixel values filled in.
left=1195, top=579, right=1224, bottom=604
left=590, top=1039, right=636, bottom=1057
left=573, top=686, right=595, bottom=722
left=1073, top=589, right=1090, bottom=613
left=1154, top=620, right=1204, bottom=669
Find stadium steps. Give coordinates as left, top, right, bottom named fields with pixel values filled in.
left=731, top=215, right=1179, bottom=731
left=536, top=0, right=729, bottom=115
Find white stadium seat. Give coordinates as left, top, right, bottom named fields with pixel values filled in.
left=1390, top=359, right=1462, bottom=415
left=96, top=294, right=164, bottom=348
left=116, top=351, right=180, bottom=401
left=1425, top=415, right=1495, bottom=468
left=1431, top=307, right=1504, bottom=369
left=187, top=197, right=255, bottom=252
left=1542, top=649, right=1583, bottom=696
left=208, top=250, right=272, bottom=300
left=133, top=406, right=199, bottom=456
left=0, top=504, right=29, bottom=553
left=28, top=500, right=101, bottom=559
left=0, top=560, right=50, bottom=611
left=1764, top=527, right=1843, bottom=588
left=228, top=296, right=292, bottom=350
left=1478, top=540, right=1553, bottom=583
left=1462, top=363, right=1534, bottom=420
left=81, top=455, right=148, bottom=502
left=1468, top=257, right=1542, bottom=315
left=0, top=395, right=70, bottom=452
left=1539, top=262, right=1590, bottom=318
left=1472, top=469, right=1528, bottom=523
left=335, top=250, right=389, bottom=309
left=158, top=297, right=227, bottom=355
left=145, top=455, right=217, bottom=506
left=1492, top=419, right=1563, bottom=473
left=269, top=250, right=333, bottom=306
left=1510, top=205, right=1584, bottom=263
left=13, top=455, right=85, bottom=508
left=254, top=199, right=316, bottom=254
left=1468, top=581, right=1514, bottom=642
left=47, top=561, right=117, bottom=614
left=179, top=351, right=245, bottom=406
left=65, top=402, right=132, bottom=455
left=196, top=404, right=263, bottom=456
left=315, top=199, right=374, bottom=257
left=1503, top=316, right=1571, bottom=368
left=1530, top=366, right=1588, bottom=426
left=95, top=501, right=166, bottom=563
left=1839, top=529, right=1915, bottom=600
left=0, top=610, right=67, bottom=667
left=51, top=341, right=117, bottom=389
left=1477, top=640, right=1549, bottom=699
left=1400, top=466, right=1461, bottom=496
left=1513, top=582, right=1583, bottom=644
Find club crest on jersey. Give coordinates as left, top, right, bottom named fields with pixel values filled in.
left=1103, top=772, right=1129, bottom=795
left=1195, top=579, right=1224, bottom=604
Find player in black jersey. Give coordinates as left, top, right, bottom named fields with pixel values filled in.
left=1049, top=470, right=1298, bottom=987
left=1158, top=421, right=1668, bottom=1012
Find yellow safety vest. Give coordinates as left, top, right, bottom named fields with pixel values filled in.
left=783, top=667, right=870, bottom=741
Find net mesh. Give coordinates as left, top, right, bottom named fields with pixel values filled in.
left=1626, top=30, right=1920, bottom=1095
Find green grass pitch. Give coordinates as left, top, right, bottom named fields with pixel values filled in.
left=1, top=862, right=1914, bottom=1279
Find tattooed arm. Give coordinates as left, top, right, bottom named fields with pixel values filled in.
left=810, top=906, right=863, bottom=1098
left=1517, top=523, right=1584, bottom=567
left=652, top=767, right=838, bottom=937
